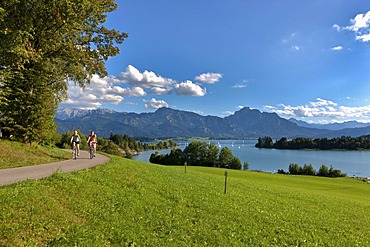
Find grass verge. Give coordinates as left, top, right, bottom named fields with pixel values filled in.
left=0, top=155, right=369, bottom=246
left=0, top=139, right=70, bottom=169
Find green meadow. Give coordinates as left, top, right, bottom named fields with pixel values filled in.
left=0, top=140, right=70, bottom=169
left=1, top=153, right=370, bottom=246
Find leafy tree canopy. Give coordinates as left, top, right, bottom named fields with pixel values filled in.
left=0, top=0, right=127, bottom=142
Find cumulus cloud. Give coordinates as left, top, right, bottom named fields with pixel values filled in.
left=173, top=80, right=206, bottom=96
left=334, top=10, right=370, bottom=42
left=113, top=86, right=146, bottom=97
left=62, top=65, right=217, bottom=109
left=195, top=72, right=223, bottom=84
left=267, top=98, right=370, bottom=122
left=144, top=98, right=169, bottom=109
left=118, top=65, right=174, bottom=88
left=61, top=74, right=144, bottom=109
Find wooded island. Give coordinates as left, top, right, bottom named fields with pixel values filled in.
left=256, top=136, right=370, bottom=150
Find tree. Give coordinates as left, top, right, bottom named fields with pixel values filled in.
left=218, top=147, right=233, bottom=168
left=306, top=164, right=315, bottom=176
left=183, top=141, right=209, bottom=166
left=289, top=163, right=300, bottom=175
left=229, top=156, right=242, bottom=170
left=255, top=136, right=273, bottom=148
left=57, top=130, right=87, bottom=150
left=243, top=161, right=249, bottom=171
left=0, top=0, right=127, bottom=143
left=167, top=148, right=184, bottom=165
left=318, top=164, right=329, bottom=177
left=205, top=143, right=219, bottom=166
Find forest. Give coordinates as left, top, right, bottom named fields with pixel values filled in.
left=255, top=136, right=370, bottom=150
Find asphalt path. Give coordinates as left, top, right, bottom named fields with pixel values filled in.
left=0, top=150, right=110, bottom=186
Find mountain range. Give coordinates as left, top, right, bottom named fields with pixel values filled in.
left=55, top=107, right=370, bottom=139
left=288, top=118, right=370, bottom=131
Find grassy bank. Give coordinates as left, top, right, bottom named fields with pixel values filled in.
left=0, top=139, right=70, bottom=169
left=1, top=156, right=370, bottom=246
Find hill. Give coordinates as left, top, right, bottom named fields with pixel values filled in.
left=56, top=107, right=336, bottom=138
left=1, top=155, right=369, bottom=245
left=0, top=140, right=70, bottom=169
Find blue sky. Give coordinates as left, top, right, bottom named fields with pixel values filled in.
left=61, top=0, right=370, bottom=123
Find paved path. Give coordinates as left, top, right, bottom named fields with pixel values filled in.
left=0, top=150, right=110, bottom=186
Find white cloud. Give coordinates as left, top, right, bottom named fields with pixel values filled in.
left=331, top=46, right=343, bottom=51
left=150, top=87, right=172, bottom=95
left=309, top=98, right=337, bottom=107
left=233, top=83, right=247, bottom=88
left=264, top=105, right=276, bottom=110
left=348, top=11, right=370, bottom=32
left=268, top=98, right=370, bottom=122
left=113, top=86, right=147, bottom=97
left=195, top=72, right=223, bottom=84
left=62, top=65, right=212, bottom=109
left=100, top=94, right=124, bottom=104
left=356, top=33, right=370, bottom=42
left=62, top=74, right=145, bottom=109
left=173, top=80, right=206, bottom=96
left=118, top=65, right=174, bottom=88
left=61, top=97, right=102, bottom=109
left=144, top=98, right=169, bottom=109
left=332, top=24, right=341, bottom=32
left=334, top=10, right=370, bottom=42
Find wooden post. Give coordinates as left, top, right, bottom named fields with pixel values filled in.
left=224, top=170, right=228, bottom=194
left=184, top=161, right=187, bottom=174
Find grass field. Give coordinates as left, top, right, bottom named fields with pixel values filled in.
left=0, top=139, right=70, bottom=169
left=1, top=153, right=370, bottom=246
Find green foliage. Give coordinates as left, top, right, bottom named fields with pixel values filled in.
left=0, top=156, right=370, bottom=245
left=256, top=136, right=370, bottom=150
left=255, top=136, right=273, bottom=148
left=150, top=149, right=185, bottom=166
left=318, top=164, right=328, bottom=176
left=57, top=130, right=88, bottom=150
left=100, top=140, right=122, bottom=156
left=0, top=0, right=127, bottom=143
left=243, top=161, right=250, bottom=170
left=151, top=141, right=241, bottom=170
left=229, top=156, right=242, bottom=170
left=289, top=163, right=300, bottom=175
left=183, top=141, right=209, bottom=165
left=288, top=163, right=345, bottom=178
left=218, top=146, right=233, bottom=167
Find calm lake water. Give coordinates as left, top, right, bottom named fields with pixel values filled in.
left=132, top=139, right=370, bottom=178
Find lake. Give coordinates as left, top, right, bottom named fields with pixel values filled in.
left=132, top=139, right=370, bottom=178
